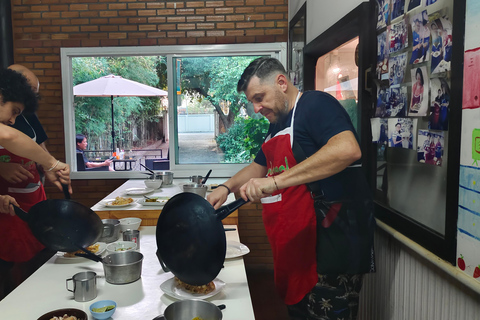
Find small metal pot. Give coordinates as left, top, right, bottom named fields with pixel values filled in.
left=182, top=183, right=207, bottom=198
left=99, top=219, right=121, bottom=243
left=164, top=299, right=223, bottom=320
left=102, top=251, right=144, bottom=284
left=154, top=171, right=174, bottom=185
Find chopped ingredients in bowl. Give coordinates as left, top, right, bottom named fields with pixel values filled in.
left=49, top=315, right=79, bottom=320
left=92, top=306, right=115, bottom=313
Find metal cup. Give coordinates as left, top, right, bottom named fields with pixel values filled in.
left=190, top=175, right=203, bottom=184
left=66, top=271, right=97, bottom=302
left=123, top=229, right=140, bottom=250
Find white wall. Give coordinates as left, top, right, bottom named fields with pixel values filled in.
left=289, top=0, right=367, bottom=44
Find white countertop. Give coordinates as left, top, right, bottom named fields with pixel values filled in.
left=0, top=226, right=255, bottom=320
left=91, top=178, right=235, bottom=212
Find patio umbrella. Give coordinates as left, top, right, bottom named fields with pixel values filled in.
left=73, top=74, right=168, bottom=151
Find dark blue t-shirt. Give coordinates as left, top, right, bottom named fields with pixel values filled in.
left=254, top=90, right=363, bottom=201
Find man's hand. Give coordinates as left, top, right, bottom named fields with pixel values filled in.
left=0, top=162, right=34, bottom=184
left=207, top=186, right=230, bottom=210
left=0, top=195, right=18, bottom=216
left=104, top=159, right=113, bottom=166
left=239, top=177, right=276, bottom=202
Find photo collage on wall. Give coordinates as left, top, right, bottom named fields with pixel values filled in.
left=373, top=0, right=452, bottom=166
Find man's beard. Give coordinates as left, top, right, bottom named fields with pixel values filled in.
left=270, top=91, right=290, bottom=124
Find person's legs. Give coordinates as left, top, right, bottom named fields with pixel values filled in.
left=287, top=274, right=364, bottom=320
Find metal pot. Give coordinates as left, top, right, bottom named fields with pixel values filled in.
left=164, top=299, right=223, bottom=320
left=154, top=171, right=174, bottom=185
left=102, top=251, right=144, bottom=284
left=182, top=183, right=207, bottom=198
left=98, top=219, right=121, bottom=243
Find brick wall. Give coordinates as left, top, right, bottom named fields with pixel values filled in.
left=11, top=0, right=285, bottom=268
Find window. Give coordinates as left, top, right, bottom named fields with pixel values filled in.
left=61, top=43, right=286, bottom=179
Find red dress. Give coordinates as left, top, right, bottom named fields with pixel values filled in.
left=260, top=94, right=318, bottom=305
left=0, top=145, right=46, bottom=262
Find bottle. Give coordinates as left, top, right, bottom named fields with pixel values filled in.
left=120, top=150, right=125, bottom=160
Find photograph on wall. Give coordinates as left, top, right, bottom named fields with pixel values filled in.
left=372, top=118, right=389, bottom=160
left=386, top=86, right=408, bottom=117
left=463, top=48, right=480, bottom=109
left=389, top=52, right=408, bottom=86
left=377, top=31, right=389, bottom=79
left=408, top=66, right=429, bottom=116
left=417, top=129, right=444, bottom=166
left=410, top=10, right=430, bottom=64
left=391, top=0, right=405, bottom=20
left=377, top=0, right=391, bottom=30
left=388, top=19, right=408, bottom=54
left=429, top=77, right=449, bottom=130
left=407, top=0, right=422, bottom=12
left=388, top=117, right=417, bottom=149
left=376, top=87, right=388, bottom=117
left=430, top=16, right=453, bottom=74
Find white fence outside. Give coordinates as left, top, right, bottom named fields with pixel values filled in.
left=178, top=114, right=215, bottom=133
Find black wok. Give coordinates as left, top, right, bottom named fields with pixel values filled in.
left=156, top=192, right=247, bottom=286
left=13, top=185, right=103, bottom=253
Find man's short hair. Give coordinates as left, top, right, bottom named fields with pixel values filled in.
left=0, top=68, right=38, bottom=114
left=76, top=134, right=86, bottom=145
left=237, top=57, right=288, bottom=93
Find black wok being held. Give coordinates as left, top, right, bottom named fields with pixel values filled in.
left=156, top=192, right=247, bottom=286
left=13, top=187, right=103, bottom=253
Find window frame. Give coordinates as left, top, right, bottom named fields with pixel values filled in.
left=61, top=43, right=287, bottom=180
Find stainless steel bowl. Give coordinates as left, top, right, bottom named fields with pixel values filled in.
left=99, top=219, right=121, bottom=243
left=153, top=171, right=174, bottom=185
left=182, top=183, right=208, bottom=198
left=102, top=251, right=144, bottom=284
left=164, top=299, right=222, bottom=320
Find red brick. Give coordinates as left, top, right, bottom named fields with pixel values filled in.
left=138, top=10, right=157, bottom=16
left=119, top=10, right=138, bottom=17
left=196, top=8, right=215, bottom=15
left=128, top=18, right=147, bottom=24
left=167, top=16, right=186, bottom=23
left=246, top=0, right=264, bottom=5
left=147, top=31, right=167, bottom=38
left=177, top=8, right=195, bottom=15
left=256, top=21, right=275, bottom=28
left=109, top=3, right=127, bottom=10
left=217, top=22, right=235, bottom=29
left=206, top=30, right=225, bottom=37
left=147, top=17, right=167, bottom=23
left=215, top=8, right=234, bottom=14
left=265, top=0, right=285, bottom=4
left=236, top=7, right=255, bottom=13
left=187, top=30, right=205, bottom=37
left=139, top=38, right=159, bottom=46
left=109, top=33, right=127, bottom=39
left=206, top=15, right=224, bottom=22
left=197, top=37, right=217, bottom=44
left=265, top=13, right=284, bottom=20
left=88, top=4, right=108, bottom=11
left=120, top=39, right=140, bottom=46
left=109, top=18, right=128, bottom=24
left=100, top=25, right=119, bottom=32
left=226, top=15, right=245, bottom=22
left=70, top=18, right=89, bottom=24
left=61, top=26, right=79, bottom=32
left=156, top=9, right=176, bottom=15
left=138, top=25, right=157, bottom=31
left=167, top=31, right=186, bottom=38
left=177, top=23, right=196, bottom=30
left=128, top=3, right=146, bottom=9
left=31, top=5, right=49, bottom=11
left=178, top=37, right=197, bottom=45
left=186, top=1, right=205, bottom=8
left=69, top=4, right=88, bottom=10
left=205, top=1, right=225, bottom=7
left=226, top=0, right=245, bottom=6
left=119, top=25, right=137, bottom=32
left=197, top=23, right=215, bottom=29
left=186, top=16, right=205, bottom=22
left=236, top=22, right=254, bottom=28
left=265, top=28, right=284, bottom=35
left=99, top=11, right=118, bottom=17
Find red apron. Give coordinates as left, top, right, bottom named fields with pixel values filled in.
left=260, top=94, right=318, bottom=305
left=0, top=144, right=46, bottom=262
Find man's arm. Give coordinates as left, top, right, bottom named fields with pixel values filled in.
left=207, top=162, right=267, bottom=209
left=240, top=130, right=361, bottom=202
left=86, top=159, right=112, bottom=168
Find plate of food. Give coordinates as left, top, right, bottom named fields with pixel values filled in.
left=160, top=276, right=225, bottom=300
left=123, top=188, right=154, bottom=195
left=139, top=196, right=170, bottom=206
left=56, top=242, right=106, bottom=260
left=102, top=196, right=135, bottom=207
left=225, top=241, right=250, bottom=259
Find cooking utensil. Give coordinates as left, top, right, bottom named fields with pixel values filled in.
left=66, top=271, right=97, bottom=302
left=189, top=175, right=203, bottom=184
left=13, top=187, right=103, bottom=253
left=140, top=163, right=156, bottom=175
left=98, top=219, right=121, bottom=243
left=102, top=251, right=144, bottom=284
left=156, top=171, right=174, bottom=185
left=164, top=300, right=225, bottom=320
left=152, top=302, right=226, bottom=320
left=156, top=193, right=247, bottom=286
left=201, top=169, right=212, bottom=184
left=182, top=183, right=208, bottom=198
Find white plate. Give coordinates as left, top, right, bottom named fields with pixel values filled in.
left=123, top=188, right=154, bottom=195
left=225, top=241, right=250, bottom=259
left=102, top=198, right=136, bottom=207
left=139, top=197, right=170, bottom=206
left=56, top=242, right=106, bottom=260
left=160, top=277, right=225, bottom=300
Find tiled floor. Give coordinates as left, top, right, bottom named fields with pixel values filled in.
left=245, top=266, right=290, bottom=320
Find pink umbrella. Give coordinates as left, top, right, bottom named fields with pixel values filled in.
left=73, top=74, right=167, bottom=150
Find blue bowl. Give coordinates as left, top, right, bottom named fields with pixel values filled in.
left=89, top=300, right=116, bottom=320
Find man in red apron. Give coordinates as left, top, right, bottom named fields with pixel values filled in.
left=208, top=57, right=375, bottom=319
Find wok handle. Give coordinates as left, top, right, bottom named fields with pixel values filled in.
left=156, top=249, right=170, bottom=272
left=13, top=205, right=29, bottom=222
left=215, top=198, right=248, bottom=221
left=62, top=184, right=71, bottom=200
left=74, top=247, right=103, bottom=262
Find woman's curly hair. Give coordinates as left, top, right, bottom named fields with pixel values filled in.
left=0, top=68, right=38, bottom=114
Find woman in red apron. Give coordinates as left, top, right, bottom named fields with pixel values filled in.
left=0, top=141, right=46, bottom=263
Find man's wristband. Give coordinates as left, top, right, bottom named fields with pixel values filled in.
left=218, top=184, right=231, bottom=194
left=47, top=160, right=60, bottom=172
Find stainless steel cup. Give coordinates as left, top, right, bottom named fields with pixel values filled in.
left=190, top=175, right=203, bottom=184
left=66, top=271, right=97, bottom=302
left=123, top=229, right=140, bottom=250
